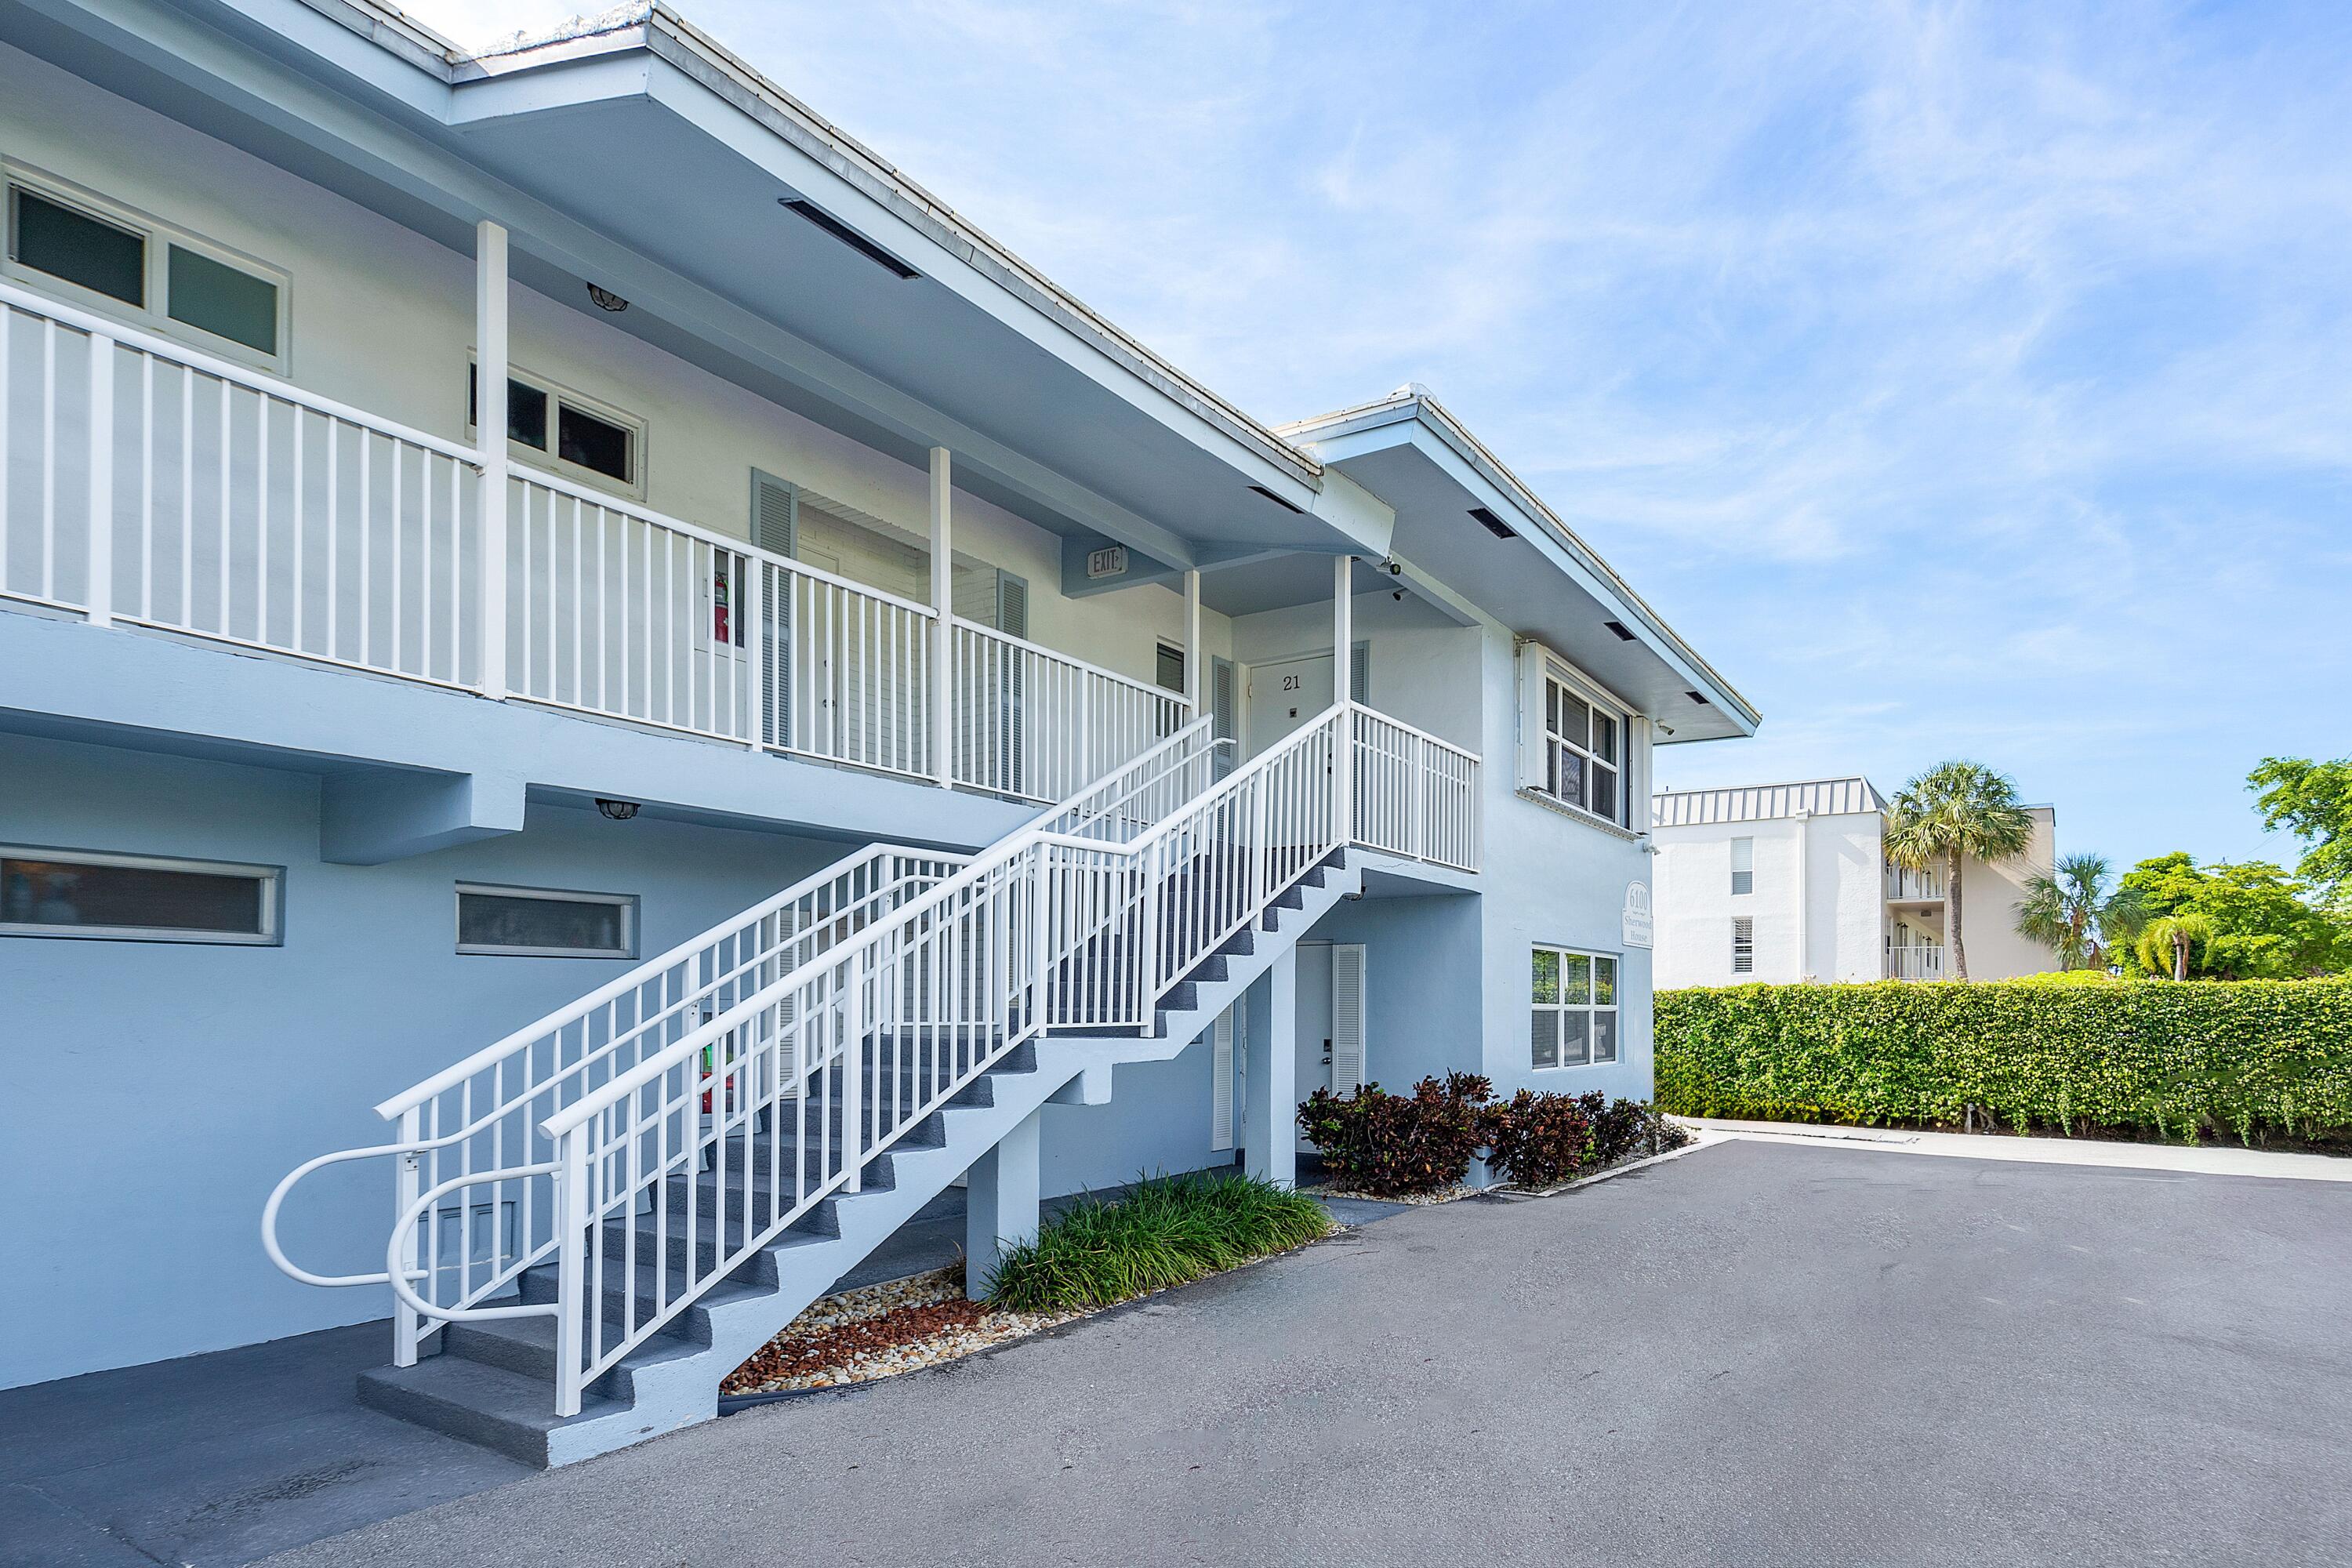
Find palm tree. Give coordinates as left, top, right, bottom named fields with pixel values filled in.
left=2136, top=913, right=2214, bottom=981
left=2015, top=853, right=2147, bottom=971
left=1883, top=760, right=2036, bottom=981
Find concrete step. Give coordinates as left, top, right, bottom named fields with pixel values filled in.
left=356, top=1353, right=631, bottom=1470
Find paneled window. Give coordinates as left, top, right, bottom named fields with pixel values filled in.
left=1530, top=946, right=1619, bottom=1069
left=1731, top=837, right=1755, bottom=896
left=1156, top=642, right=1185, bottom=695
left=468, top=365, right=641, bottom=490
left=456, top=884, right=637, bottom=959
left=2, top=846, right=281, bottom=944
left=1732, top=917, right=1755, bottom=974
left=5, top=169, right=289, bottom=366
left=1540, top=671, right=1625, bottom=826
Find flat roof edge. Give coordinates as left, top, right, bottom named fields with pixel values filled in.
left=1286, top=389, right=1761, bottom=730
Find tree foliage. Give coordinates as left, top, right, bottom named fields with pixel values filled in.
left=1883, top=760, right=2037, bottom=980
left=2249, top=756, right=2352, bottom=908
left=2015, top=852, right=2145, bottom=970
left=2114, top=852, right=2350, bottom=979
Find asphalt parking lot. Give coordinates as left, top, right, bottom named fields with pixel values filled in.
left=248, top=1135, right=2352, bottom=1567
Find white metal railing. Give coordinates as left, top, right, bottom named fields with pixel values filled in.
left=1350, top=705, right=1481, bottom=872
left=528, top=700, right=1473, bottom=1413
left=263, top=844, right=962, bottom=1359
left=2, top=279, right=484, bottom=684
left=759, top=555, right=936, bottom=779
left=950, top=618, right=1190, bottom=804
left=1, top=280, right=1189, bottom=794
left=1884, top=862, right=1945, bottom=901
left=1889, top=944, right=1946, bottom=980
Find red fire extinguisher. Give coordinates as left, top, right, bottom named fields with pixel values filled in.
left=712, top=564, right=731, bottom=644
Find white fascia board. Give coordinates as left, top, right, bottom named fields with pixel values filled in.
left=1306, top=468, right=1395, bottom=560
left=1294, top=405, right=1759, bottom=735
left=630, top=9, right=1322, bottom=492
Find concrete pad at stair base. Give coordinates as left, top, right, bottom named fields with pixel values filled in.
left=964, top=1107, right=1044, bottom=1301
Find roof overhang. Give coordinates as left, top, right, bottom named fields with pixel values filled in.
left=1283, top=388, right=1759, bottom=742
left=5, top=0, right=1392, bottom=568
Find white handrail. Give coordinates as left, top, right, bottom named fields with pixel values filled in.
left=950, top=615, right=1177, bottom=701
left=376, top=843, right=956, bottom=1120
left=1347, top=699, right=1479, bottom=766
left=0, top=278, right=481, bottom=464
left=383, top=1167, right=562, bottom=1325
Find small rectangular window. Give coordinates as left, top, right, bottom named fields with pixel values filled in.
left=1732, top=916, right=1755, bottom=974
left=2, top=846, right=279, bottom=944
left=166, top=243, right=278, bottom=354
left=10, top=186, right=145, bottom=306
left=1530, top=943, right=1620, bottom=1070
left=1156, top=643, right=1186, bottom=695
left=557, top=401, right=633, bottom=483
left=456, top=884, right=637, bottom=958
left=1731, top=836, right=1755, bottom=896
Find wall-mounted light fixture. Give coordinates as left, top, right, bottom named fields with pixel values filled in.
left=595, top=798, right=641, bottom=821
left=586, top=284, right=630, bottom=312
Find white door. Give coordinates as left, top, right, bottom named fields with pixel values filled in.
left=1246, top=653, right=1334, bottom=759
left=1294, top=943, right=1333, bottom=1152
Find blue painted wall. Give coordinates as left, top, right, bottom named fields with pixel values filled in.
left=0, top=730, right=855, bottom=1388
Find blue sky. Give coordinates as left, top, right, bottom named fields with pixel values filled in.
left=416, top=0, right=2350, bottom=875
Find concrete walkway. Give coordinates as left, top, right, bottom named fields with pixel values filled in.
left=1685, top=1116, right=2352, bottom=1181
left=0, top=1182, right=1405, bottom=1568
left=249, top=1136, right=2352, bottom=1567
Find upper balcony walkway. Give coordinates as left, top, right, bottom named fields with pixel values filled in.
left=0, top=279, right=1190, bottom=814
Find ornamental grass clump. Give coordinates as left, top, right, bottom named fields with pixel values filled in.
left=983, top=1171, right=1333, bottom=1313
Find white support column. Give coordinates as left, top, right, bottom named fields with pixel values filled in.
left=1332, top=554, right=1353, bottom=706
left=1333, top=554, right=1354, bottom=844
left=1182, top=568, right=1202, bottom=711
left=964, top=1105, right=1042, bottom=1301
left=1242, top=949, right=1298, bottom=1189
left=930, top=445, right=953, bottom=788
left=475, top=220, right=510, bottom=701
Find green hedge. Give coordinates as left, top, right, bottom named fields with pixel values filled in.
left=1654, top=978, right=2352, bottom=1144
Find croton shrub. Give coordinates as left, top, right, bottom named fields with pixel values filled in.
left=1298, top=1076, right=1688, bottom=1194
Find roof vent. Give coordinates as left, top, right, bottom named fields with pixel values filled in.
left=779, top=198, right=919, bottom=279
left=1604, top=620, right=1636, bottom=641
left=1686, top=690, right=1711, bottom=706
left=1468, top=506, right=1517, bottom=539
left=1248, top=485, right=1305, bottom=514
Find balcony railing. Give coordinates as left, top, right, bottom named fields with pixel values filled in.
left=0, top=281, right=1185, bottom=790
left=1884, top=862, right=1945, bottom=902
left=1888, top=945, right=1946, bottom=981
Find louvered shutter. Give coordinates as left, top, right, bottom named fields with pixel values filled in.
left=1210, top=1007, right=1236, bottom=1150
left=995, top=572, right=1029, bottom=638
left=750, top=471, right=797, bottom=748
left=1330, top=944, right=1367, bottom=1095
left=1350, top=641, right=1370, bottom=706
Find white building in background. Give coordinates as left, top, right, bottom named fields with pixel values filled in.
left=1648, top=778, right=2057, bottom=985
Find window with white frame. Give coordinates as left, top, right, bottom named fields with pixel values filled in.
left=1530, top=946, right=1619, bottom=1069
left=456, top=884, right=637, bottom=958
left=467, top=364, right=642, bottom=492
left=2, top=845, right=281, bottom=944
left=1730, top=837, right=1755, bottom=895
left=1732, top=917, right=1755, bottom=974
left=1534, top=663, right=1628, bottom=826
left=3, top=166, right=289, bottom=367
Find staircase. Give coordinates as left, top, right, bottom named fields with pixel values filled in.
left=266, top=702, right=1472, bottom=1466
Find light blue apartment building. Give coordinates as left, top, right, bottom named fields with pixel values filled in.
left=0, top=0, right=1756, bottom=1465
